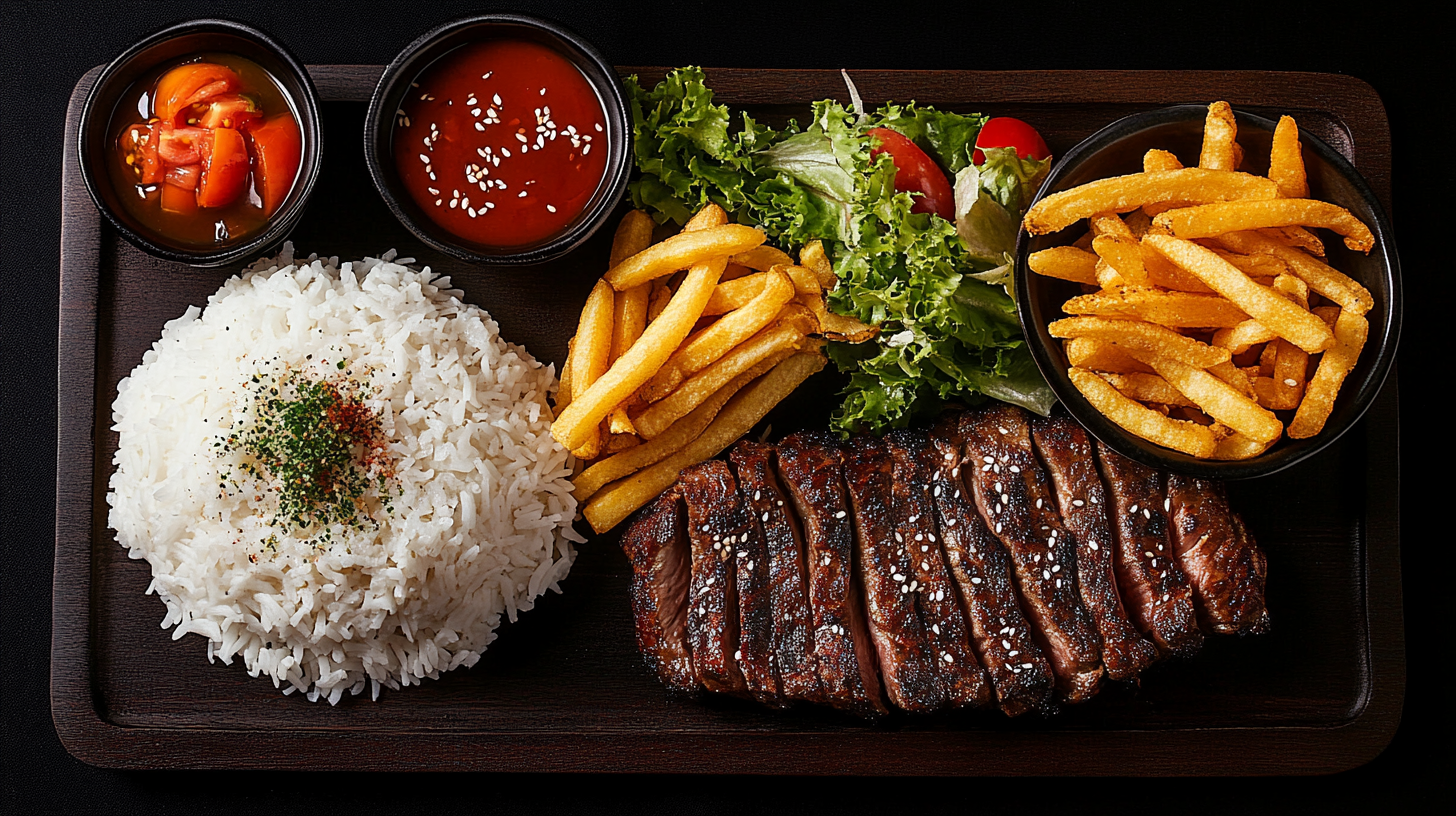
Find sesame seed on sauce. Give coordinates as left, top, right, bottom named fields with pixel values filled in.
left=392, top=39, right=607, bottom=246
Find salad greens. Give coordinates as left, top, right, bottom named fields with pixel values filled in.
left=625, top=67, right=1055, bottom=433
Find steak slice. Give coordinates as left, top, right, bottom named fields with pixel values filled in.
left=959, top=405, right=1105, bottom=703
left=884, top=430, right=992, bottom=709
left=1166, top=474, right=1271, bottom=635
left=842, top=434, right=947, bottom=712
left=1030, top=415, right=1160, bottom=681
left=1095, top=443, right=1205, bottom=657
left=929, top=416, right=1055, bottom=716
left=619, top=487, right=696, bottom=693
left=730, top=441, right=819, bottom=706
left=678, top=460, right=751, bottom=696
left=777, top=432, right=887, bottom=717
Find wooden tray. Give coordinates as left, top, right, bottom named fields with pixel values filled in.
left=54, top=66, right=1403, bottom=774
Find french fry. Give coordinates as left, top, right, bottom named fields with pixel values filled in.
left=1153, top=199, right=1375, bottom=253
left=1068, top=367, right=1217, bottom=458
left=1143, top=149, right=1184, bottom=173
left=556, top=335, right=576, bottom=411
left=1258, top=340, right=1279, bottom=376
left=1064, top=336, right=1155, bottom=374
left=1212, top=320, right=1276, bottom=354
left=1092, top=235, right=1148, bottom=285
left=1261, top=226, right=1324, bottom=256
left=583, top=352, right=826, bottom=532
left=552, top=256, right=725, bottom=452
left=778, top=264, right=823, bottom=297
left=643, top=268, right=795, bottom=400
left=1288, top=309, right=1368, bottom=439
left=602, top=432, right=642, bottom=454
left=1198, top=101, right=1241, bottom=171
left=1090, top=213, right=1135, bottom=239
left=1207, top=360, right=1257, bottom=398
left=1268, top=339, right=1308, bottom=410
left=635, top=324, right=807, bottom=439
left=1208, top=249, right=1291, bottom=280
left=1049, top=316, right=1232, bottom=368
left=682, top=202, right=728, bottom=231
left=721, top=263, right=755, bottom=281
left=571, top=362, right=766, bottom=503
left=603, top=224, right=765, bottom=290
left=1141, top=244, right=1216, bottom=293
left=605, top=216, right=656, bottom=437
left=1269, top=115, right=1309, bottom=199
left=703, top=271, right=769, bottom=316
left=731, top=244, right=796, bottom=272
left=1024, top=168, right=1279, bottom=235
left=1215, top=230, right=1373, bottom=315
left=1141, top=235, right=1335, bottom=353
left=1061, top=287, right=1249, bottom=328
left=1209, top=431, right=1275, bottom=460
left=1094, top=260, right=1126, bottom=289
left=1029, top=246, right=1099, bottom=285
left=1135, top=354, right=1284, bottom=444
left=798, top=240, right=837, bottom=289
left=1123, top=209, right=1154, bottom=237
left=566, top=280, right=616, bottom=459
left=611, top=210, right=656, bottom=267
left=646, top=279, right=673, bottom=321
left=1098, top=371, right=1197, bottom=407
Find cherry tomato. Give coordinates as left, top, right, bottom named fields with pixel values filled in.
left=118, top=123, right=162, bottom=185
left=197, top=94, right=261, bottom=130
left=973, top=117, right=1051, bottom=165
left=867, top=127, right=955, bottom=221
left=154, top=63, right=241, bottom=123
left=247, top=114, right=302, bottom=216
left=196, top=128, right=251, bottom=208
left=164, top=163, right=202, bottom=191
left=156, top=124, right=206, bottom=165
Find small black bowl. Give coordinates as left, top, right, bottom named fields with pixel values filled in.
left=364, top=13, right=631, bottom=266
left=78, top=19, right=323, bottom=267
left=1015, top=104, right=1401, bottom=479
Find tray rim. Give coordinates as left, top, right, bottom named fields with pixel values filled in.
left=52, top=64, right=1404, bottom=774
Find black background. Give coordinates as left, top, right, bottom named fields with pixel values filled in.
left=2, top=1, right=1446, bottom=813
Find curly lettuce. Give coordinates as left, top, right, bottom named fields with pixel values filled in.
left=626, top=67, right=1055, bottom=433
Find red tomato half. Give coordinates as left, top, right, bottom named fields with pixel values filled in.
left=973, top=117, right=1052, bottom=165
left=247, top=114, right=302, bottom=216
left=867, top=127, right=955, bottom=221
left=155, top=63, right=241, bottom=123
left=197, top=128, right=251, bottom=208
left=164, top=163, right=202, bottom=191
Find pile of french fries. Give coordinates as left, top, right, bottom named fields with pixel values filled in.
left=553, top=204, right=876, bottom=532
left=1024, top=102, right=1374, bottom=460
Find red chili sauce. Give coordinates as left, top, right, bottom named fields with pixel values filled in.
left=393, top=40, right=608, bottom=248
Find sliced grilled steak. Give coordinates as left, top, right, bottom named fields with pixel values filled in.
left=1166, top=474, right=1271, bottom=636
left=1095, top=443, right=1205, bottom=657
left=679, top=460, right=751, bottom=696
left=842, top=434, right=947, bottom=712
left=619, top=487, right=696, bottom=693
left=884, top=430, right=992, bottom=709
left=1030, top=415, right=1160, bottom=681
left=929, top=416, right=1055, bottom=716
left=730, top=442, right=819, bottom=706
left=959, top=406, right=1104, bottom=703
left=777, top=432, right=887, bottom=717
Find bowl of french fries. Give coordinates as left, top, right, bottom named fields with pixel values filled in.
left=1016, top=102, right=1400, bottom=478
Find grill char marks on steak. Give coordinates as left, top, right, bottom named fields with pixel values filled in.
left=776, top=433, right=887, bottom=717
left=1030, top=415, right=1160, bottom=682
left=842, top=435, right=947, bottom=712
left=1095, top=443, right=1205, bottom=658
left=729, top=442, right=820, bottom=706
left=678, top=461, right=751, bottom=696
left=715, top=445, right=784, bottom=706
left=959, top=406, right=1104, bottom=703
left=928, top=416, right=1054, bottom=716
left=883, top=431, right=992, bottom=709
left=1166, top=474, right=1270, bottom=636
left=619, top=487, right=696, bottom=693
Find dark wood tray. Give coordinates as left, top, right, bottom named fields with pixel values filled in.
left=54, top=65, right=1402, bottom=773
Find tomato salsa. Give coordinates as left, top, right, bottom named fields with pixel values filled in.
left=108, top=53, right=302, bottom=248
left=393, top=39, right=608, bottom=248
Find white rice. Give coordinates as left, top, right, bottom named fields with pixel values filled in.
left=107, top=244, right=580, bottom=703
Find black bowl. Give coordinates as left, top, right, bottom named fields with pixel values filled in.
left=1015, top=104, right=1401, bottom=479
left=78, top=18, right=323, bottom=267
left=364, top=14, right=631, bottom=266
